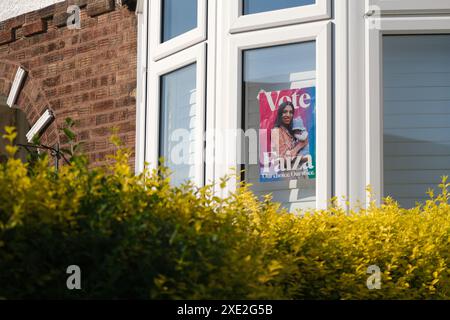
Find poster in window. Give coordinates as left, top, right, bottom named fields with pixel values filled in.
left=258, top=87, right=316, bottom=182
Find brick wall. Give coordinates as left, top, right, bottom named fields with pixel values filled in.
left=0, top=0, right=137, bottom=168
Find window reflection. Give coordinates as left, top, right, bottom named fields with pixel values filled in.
left=160, top=63, right=197, bottom=186
left=243, top=0, right=315, bottom=15
left=242, top=42, right=317, bottom=211
left=162, top=0, right=197, bottom=42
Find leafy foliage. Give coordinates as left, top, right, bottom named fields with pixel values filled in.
left=0, top=127, right=449, bottom=299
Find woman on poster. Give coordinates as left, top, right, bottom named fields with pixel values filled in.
left=271, top=101, right=309, bottom=166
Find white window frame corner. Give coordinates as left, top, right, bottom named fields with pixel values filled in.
left=26, top=109, right=54, bottom=143
left=228, top=0, right=331, bottom=34
left=220, top=20, right=332, bottom=208
left=366, top=0, right=450, bottom=15
left=146, top=42, right=207, bottom=186
left=365, top=15, right=450, bottom=204
left=150, top=0, right=207, bottom=61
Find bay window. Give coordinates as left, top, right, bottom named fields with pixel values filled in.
left=136, top=0, right=450, bottom=210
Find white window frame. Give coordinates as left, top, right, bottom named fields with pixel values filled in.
left=228, top=0, right=331, bottom=34
left=216, top=21, right=332, bottom=209
left=150, top=0, right=207, bottom=61
left=145, top=43, right=207, bottom=186
left=135, top=0, right=148, bottom=174
left=365, top=15, right=450, bottom=204
left=367, top=0, right=450, bottom=15
left=7, top=67, right=27, bottom=108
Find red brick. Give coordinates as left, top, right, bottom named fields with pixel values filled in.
left=0, top=3, right=137, bottom=168
left=23, top=20, right=47, bottom=37
left=68, top=0, right=89, bottom=7
left=0, top=30, right=14, bottom=45
left=87, top=0, right=115, bottom=17
left=93, top=99, right=114, bottom=113
left=53, top=11, right=70, bottom=28
left=43, top=75, right=61, bottom=87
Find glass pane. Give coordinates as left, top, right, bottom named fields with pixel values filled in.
left=242, top=42, right=316, bottom=211
left=160, top=63, right=198, bottom=186
left=162, top=0, right=197, bottom=42
left=243, top=0, right=315, bottom=15
left=383, top=35, right=450, bottom=208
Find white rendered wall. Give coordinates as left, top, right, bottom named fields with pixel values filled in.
left=0, top=0, right=65, bottom=22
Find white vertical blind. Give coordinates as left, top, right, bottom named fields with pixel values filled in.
left=160, top=63, right=197, bottom=186
left=383, top=35, right=450, bottom=208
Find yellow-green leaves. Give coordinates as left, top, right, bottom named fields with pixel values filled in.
left=2, top=126, right=17, bottom=144
left=0, top=126, right=449, bottom=299
left=2, top=127, right=18, bottom=157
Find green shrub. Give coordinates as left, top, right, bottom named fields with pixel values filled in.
left=0, top=127, right=449, bottom=299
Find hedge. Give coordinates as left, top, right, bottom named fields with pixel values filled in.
left=0, top=127, right=449, bottom=299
